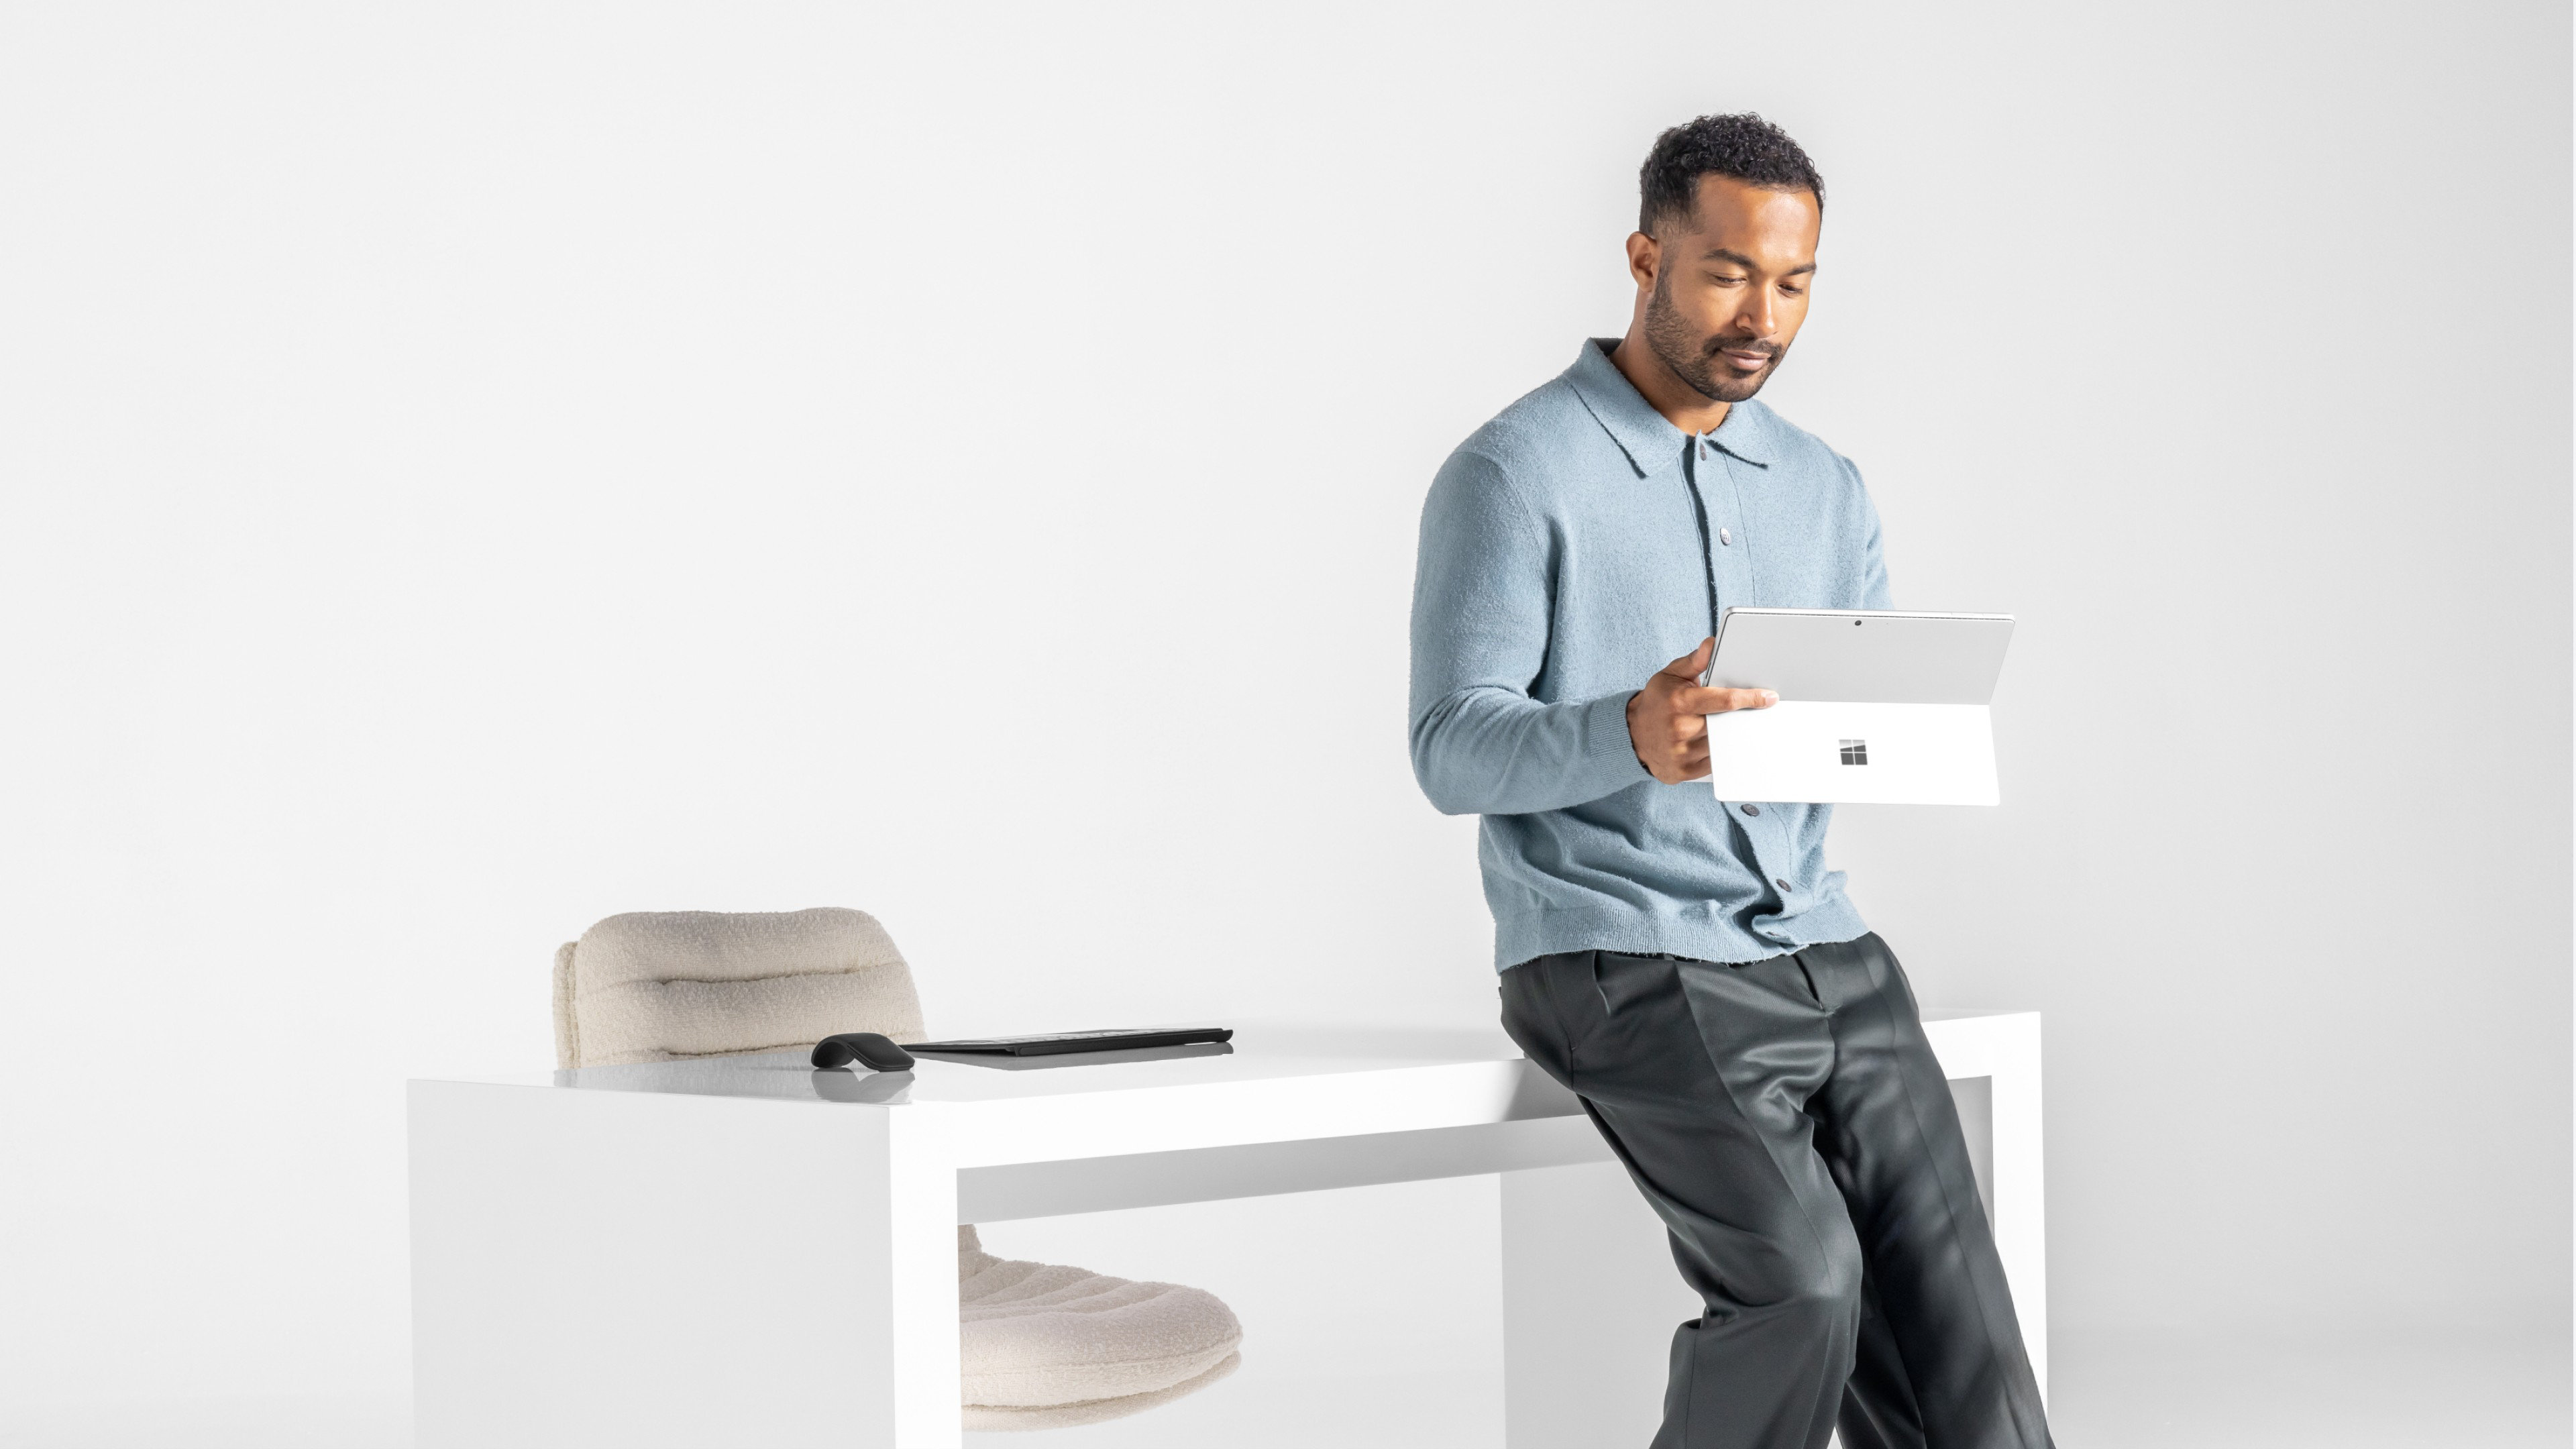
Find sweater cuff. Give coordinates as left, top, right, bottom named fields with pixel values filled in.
left=1581, top=688, right=1653, bottom=792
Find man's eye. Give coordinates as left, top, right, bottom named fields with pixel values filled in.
left=1779, top=284, right=1805, bottom=297
left=1709, top=274, right=1747, bottom=286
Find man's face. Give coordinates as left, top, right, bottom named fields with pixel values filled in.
left=1633, top=174, right=1821, bottom=405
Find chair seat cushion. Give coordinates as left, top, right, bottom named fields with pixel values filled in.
left=958, top=1237, right=1242, bottom=1411
left=960, top=1351, right=1240, bottom=1432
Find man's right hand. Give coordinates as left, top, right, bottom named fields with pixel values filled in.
left=1626, top=637, right=1776, bottom=784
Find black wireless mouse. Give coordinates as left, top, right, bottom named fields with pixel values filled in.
left=810, top=1032, right=916, bottom=1072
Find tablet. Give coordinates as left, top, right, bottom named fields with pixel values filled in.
left=1699, top=608, right=2015, bottom=805
left=1703, top=608, right=2014, bottom=704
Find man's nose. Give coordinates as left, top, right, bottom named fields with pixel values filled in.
left=1736, top=286, right=1776, bottom=339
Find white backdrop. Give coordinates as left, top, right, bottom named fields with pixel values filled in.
left=2, top=3, right=2567, bottom=1446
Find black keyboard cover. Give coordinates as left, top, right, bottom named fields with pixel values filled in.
left=901, top=1026, right=1233, bottom=1057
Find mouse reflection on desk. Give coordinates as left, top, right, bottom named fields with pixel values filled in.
left=808, top=1068, right=913, bottom=1104
left=811, top=1032, right=915, bottom=1072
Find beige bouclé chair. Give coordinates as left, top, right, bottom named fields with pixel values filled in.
left=553, top=907, right=1242, bottom=1432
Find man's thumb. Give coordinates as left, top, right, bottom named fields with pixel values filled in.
left=1662, top=637, right=1716, bottom=679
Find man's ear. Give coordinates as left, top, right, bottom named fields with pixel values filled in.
left=1625, top=231, right=1660, bottom=292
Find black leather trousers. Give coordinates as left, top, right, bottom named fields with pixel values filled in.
left=1499, top=934, right=2053, bottom=1449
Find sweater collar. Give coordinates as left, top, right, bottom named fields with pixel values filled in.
left=1564, top=337, right=1775, bottom=476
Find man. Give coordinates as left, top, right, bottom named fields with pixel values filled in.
left=1407, top=113, right=2055, bottom=1449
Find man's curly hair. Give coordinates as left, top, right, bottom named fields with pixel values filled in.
left=1638, top=113, right=1825, bottom=237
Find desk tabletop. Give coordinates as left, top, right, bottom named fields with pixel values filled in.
left=423, top=1011, right=2031, bottom=1108
left=417, top=1011, right=2034, bottom=1169
left=435, top=1024, right=1533, bottom=1109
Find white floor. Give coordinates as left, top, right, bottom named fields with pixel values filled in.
left=957, top=1332, right=2574, bottom=1449
left=2048, top=1323, right=2571, bottom=1449
left=14, top=1331, right=2563, bottom=1449
left=7, top=1176, right=2564, bottom=1448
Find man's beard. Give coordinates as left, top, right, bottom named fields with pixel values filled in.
left=1642, top=271, right=1788, bottom=405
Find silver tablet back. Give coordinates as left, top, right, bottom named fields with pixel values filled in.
left=1703, top=608, right=2014, bottom=705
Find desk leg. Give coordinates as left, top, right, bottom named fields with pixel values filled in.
left=883, top=1112, right=964, bottom=1448
left=1499, top=1161, right=1694, bottom=1449
left=1984, top=1022, right=2048, bottom=1402
left=408, top=1085, right=960, bottom=1449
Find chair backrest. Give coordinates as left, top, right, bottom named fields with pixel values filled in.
left=553, top=907, right=925, bottom=1069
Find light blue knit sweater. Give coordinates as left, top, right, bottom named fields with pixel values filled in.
left=1409, top=339, right=1894, bottom=968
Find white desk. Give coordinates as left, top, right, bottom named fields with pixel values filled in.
left=409, top=1014, right=2043, bottom=1448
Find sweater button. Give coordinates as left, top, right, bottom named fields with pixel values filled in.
left=1719, top=527, right=1732, bottom=545
left=1774, top=877, right=1792, bottom=892
left=1740, top=804, right=1760, bottom=816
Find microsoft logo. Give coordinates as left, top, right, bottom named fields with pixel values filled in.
left=1838, top=739, right=1870, bottom=766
